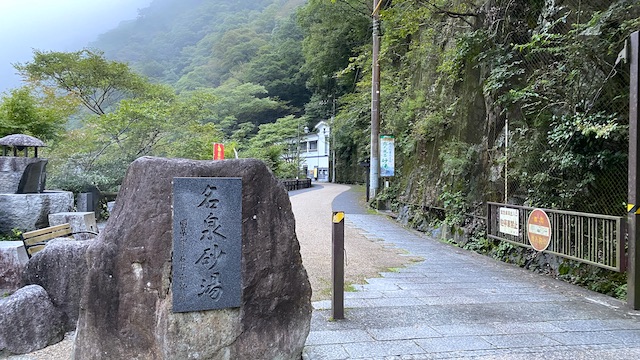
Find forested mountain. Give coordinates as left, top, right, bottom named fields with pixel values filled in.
left=92, top=0, right=309, bottom=111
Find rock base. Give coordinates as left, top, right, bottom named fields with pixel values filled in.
left=0, top=191, right=74, bottom=233
left=74, top=157, right=312, bottom=359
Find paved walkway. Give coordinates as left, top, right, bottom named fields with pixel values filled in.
left=303, top=200, right=640, bottom=359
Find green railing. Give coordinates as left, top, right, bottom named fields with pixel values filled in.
left=487, top=202, right=625, bottom=272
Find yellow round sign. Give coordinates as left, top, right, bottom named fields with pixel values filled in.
left=527, top=209, right=551, bottom=252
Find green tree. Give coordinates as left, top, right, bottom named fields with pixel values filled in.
left=243, top=114, right=307, bottom=177
left=15, top=49, right=156, bottom=115
left=48, top=87, right=225, bottom=191
left=205, top=79, right=288, bottom=136
left=0, top=87, right=76, bottom=140
left=12, top=50, right=225, bottom=191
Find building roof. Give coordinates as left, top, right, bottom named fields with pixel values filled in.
left=0, top=134, right=46, bottom=147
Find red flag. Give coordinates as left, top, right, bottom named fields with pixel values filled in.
left=213, top=143, right=225, bottom=160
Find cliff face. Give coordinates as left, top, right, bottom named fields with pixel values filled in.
left=372, top=0, right=638, bottom=220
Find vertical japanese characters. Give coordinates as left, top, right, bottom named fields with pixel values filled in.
left=195, top=184, right=227, bottom=300
left=172, top=177, right=242, bottom=313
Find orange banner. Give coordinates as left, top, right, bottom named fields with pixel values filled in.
left=213, top=143, right=225, bottom=160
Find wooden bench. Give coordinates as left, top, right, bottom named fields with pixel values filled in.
left=21, top=223, right=98, bottom=257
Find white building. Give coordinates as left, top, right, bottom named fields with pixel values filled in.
left=298, top=121, right=331, bottom=182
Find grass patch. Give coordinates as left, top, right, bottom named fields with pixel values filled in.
left=344, top=283, right=357, bottom=292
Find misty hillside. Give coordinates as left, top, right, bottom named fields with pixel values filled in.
left=92, top=0, right=306, bottom=94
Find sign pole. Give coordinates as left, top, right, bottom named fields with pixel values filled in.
left=628, top=31, right=640, bottom=309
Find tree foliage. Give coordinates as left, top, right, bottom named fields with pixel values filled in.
left=243, top=114, right=307, bottom=178
left=15, top=49, right=155, bottom=115
left=298, top=0, right=370, bottom=102
left=0, top=87, right=76, bottom=140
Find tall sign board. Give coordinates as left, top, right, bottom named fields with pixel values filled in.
left=380, top=135, right=395, bottom=177
left=172, top=177, right=242, bottom=313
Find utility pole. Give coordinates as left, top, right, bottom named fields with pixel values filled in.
left=370, top=0, right=381, bottom=199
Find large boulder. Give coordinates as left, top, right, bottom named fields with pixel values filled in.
left=0, top=241, right=28, bottom=296
left=22, top=239, right=92, bottom=331
left=0, top=191, right=74, bottom=233
left=74, top=157, right=312, bottom=359
left=0, top=285, right=65, bottom=355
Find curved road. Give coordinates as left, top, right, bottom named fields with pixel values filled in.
left=290, top=183, right=412, bottom=301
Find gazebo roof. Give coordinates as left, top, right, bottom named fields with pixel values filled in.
left=0, top=134, right=46, bottom=147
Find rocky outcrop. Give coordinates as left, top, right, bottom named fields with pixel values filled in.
left=0, top=285, right=65, bottom=355
left=0, top=191, right=74, bottom=233
left=74, top=157, right=312, bottom=359
left=22, top=239, right=92, bottom=331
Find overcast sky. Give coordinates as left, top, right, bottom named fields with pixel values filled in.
left=0, top=0, right=153, bottom=92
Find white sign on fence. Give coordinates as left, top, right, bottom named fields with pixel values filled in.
left=499, top=207, right=519, bottom=236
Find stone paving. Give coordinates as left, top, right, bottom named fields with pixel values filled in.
left=303, top=213, right=640, bottom=359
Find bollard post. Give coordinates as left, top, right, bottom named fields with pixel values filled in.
left=332, top=211, right=345, bottom=319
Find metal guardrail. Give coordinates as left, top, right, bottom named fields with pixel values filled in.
left=487, top=202, right=625, bottom=272
left=281, top=179, right=312, bottom=191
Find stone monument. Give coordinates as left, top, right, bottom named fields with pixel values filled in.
left=74, top=157, right=312, bottom=359
left=0, top=134, right=73, bottom=233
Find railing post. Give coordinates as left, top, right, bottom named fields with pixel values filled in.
left=332, top=211, right=345, bottom=320
left=487, top=203, right=493, bottom=238
left=628, top=31, right=640, bottom=309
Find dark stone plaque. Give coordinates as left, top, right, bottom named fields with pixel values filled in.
left=172, top=177, right=242, bottom=312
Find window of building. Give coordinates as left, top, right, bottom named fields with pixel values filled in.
left=309, top=140, right=318, bottom=152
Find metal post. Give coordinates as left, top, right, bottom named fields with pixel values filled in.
left=628, top=31, right=640, bottom=309
left=365, top=163, right=370, bottom=202
left=504, top=117, right=508, bottom=203
left=332, top=211, right=345, bottom=319
left=370, top=1, right=381, bottom=200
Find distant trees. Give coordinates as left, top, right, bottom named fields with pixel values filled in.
left=241, top=13, right=311, bottom=113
